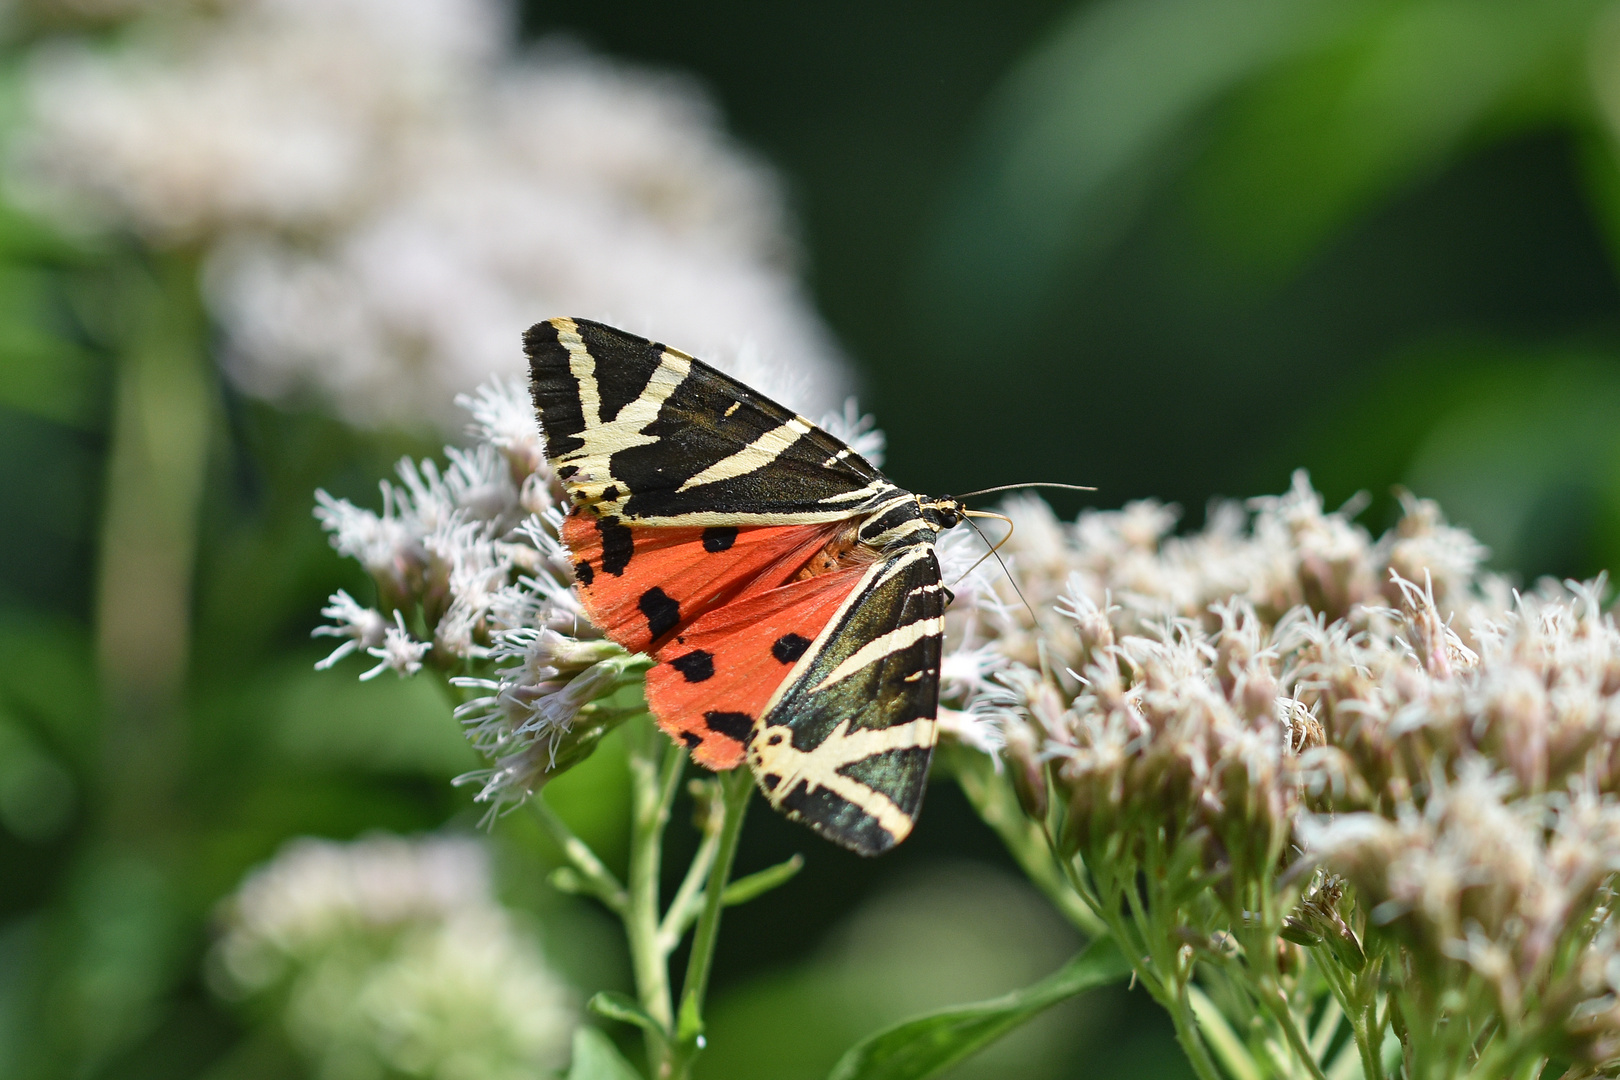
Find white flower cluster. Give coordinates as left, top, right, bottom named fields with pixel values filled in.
left=313, top=377, right=612, bottom=812
left=313, top=378, right=884, bottom=815
left=953, top=471, right=1620, bottom=1069
left=10, top=0, right=850, bottom=426
left=213, top=833, right=573, bottom=1080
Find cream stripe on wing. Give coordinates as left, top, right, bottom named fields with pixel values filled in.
left=862, top=517, right=933, bottom=546
left=553, top=319, right=691, bottom=468
left=555, top=318, right=602, bottom=429
left=676, top=416, right=814, bottom=491
left=755, top=717, right=936, bottom=838
left=817, top=481, right=897, bottom=505
left=810, top=616, right=944, bottom=693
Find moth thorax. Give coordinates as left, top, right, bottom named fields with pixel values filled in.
left=796, top=520, right=876, bottom=580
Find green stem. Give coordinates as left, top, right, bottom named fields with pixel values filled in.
left=529, top=795, right=628, bottom=914
left=624, top=723, right=686, bottom=1072
left=1187, top=983, right=1262, bottom=1080
left=1258, top=980, right=1329, bottom=1080
left=1170, top=980, right=1230, bottom=1080
left=668, top=767, right=753, bottom=1080
left=1051, top=851, right=1165, bottom=1003
left=658, top=808, right=722, bottom=954
left=1318, top=955, right=1372, bottom=1080
left=1351, top=961, right=1388, bottom=1080
left=954, top=749, right=1104, bottom=935
left=96, top=253, right=210, bottom=839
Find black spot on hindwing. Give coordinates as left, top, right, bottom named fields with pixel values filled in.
left=680, top=732, right=703, bottom=748
left=601, top=485, right=619, bottom=503
left=638, top=587, right=680, bottom=639
left=670, top=650, right=714, bottom=682
left=598, top=517, right=633, bottom=575
left=574, top=560, right=594, bottom=585
left=771, top=633, right=811, bottom=664
left=702, top=526, right=737, bottom=552
left=703, top=711, right=753, bottom=741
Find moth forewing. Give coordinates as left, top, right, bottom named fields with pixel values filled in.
left=527, top=316, right=898, bottom=526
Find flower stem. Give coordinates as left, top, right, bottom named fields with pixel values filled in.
left=624, top=721, right=686, bottom=1072
left=529, top=795, right=628, bottom=914
left=1259, top=980, right=1329, bottom=1080
left=96, top=253, right=210, bottom=839
left=1330, top=955, right=1387, bottom=1080
left=658, top=805, right=723, bottom=953
left=668, top=767, right=753, bottom=1080
left=1170, top=981, right=1230, bottom=1080
left=952, top=750, right=1104, bottom=934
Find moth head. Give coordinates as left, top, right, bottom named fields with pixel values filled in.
left=920, top=497, right=966, bottom=530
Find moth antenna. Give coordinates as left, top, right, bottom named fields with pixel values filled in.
left=956, top=511, right=1039, bottom=624
left=950, top=512, right=1008, bottom=582
left=955, top=482, right=1097, bottom=501
left=963, top=509, right=1016, bottom=555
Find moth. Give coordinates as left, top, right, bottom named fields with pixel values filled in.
left=527, top=316, right=965, bottom=855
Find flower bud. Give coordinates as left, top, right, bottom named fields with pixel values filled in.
left=1002, top=720, right=1049, bottom=822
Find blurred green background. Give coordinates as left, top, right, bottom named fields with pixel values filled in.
left=6, top=0, right=1620, bottom=1077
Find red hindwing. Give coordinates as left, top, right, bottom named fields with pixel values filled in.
left=646, top=566, right=867, bottom=768
left=562, top=513, right=842, bottom=654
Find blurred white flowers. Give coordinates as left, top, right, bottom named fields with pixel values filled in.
left=312, top=377, right=624, bottom=813
left=11, top=0, right=850, bottom=425
left=212, top=833, right=573, bottom=1080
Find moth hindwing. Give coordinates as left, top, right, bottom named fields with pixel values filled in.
left=525, top=316, right=961, bottom=854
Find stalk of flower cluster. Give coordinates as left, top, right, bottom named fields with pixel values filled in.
left=94, top=255, right=212, bottom=841
left=937, top=474, right=1620, bottom=1080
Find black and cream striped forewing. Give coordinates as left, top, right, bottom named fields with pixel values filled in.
left=526, top=317, right=897, bottom=527
left=747, top=544, right=944, bottom=855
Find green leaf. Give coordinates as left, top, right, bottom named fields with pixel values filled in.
left=675, top=987, right=704, bottom=1044
left=1188, top=0, right=1598, bottom=276
left=588, top=992, right=666, bottom=1041
left=916, top=0, right=1602, bottom=354
left=719, top=854, right=803, bottom=907
left=826, top=936, right=1130, bottom=1080
left=567, top=1027, right=644, bottom=1080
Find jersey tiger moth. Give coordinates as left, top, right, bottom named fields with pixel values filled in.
left=527, top=317, right=965, bottom=855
